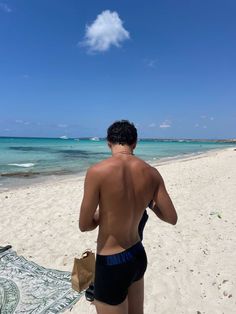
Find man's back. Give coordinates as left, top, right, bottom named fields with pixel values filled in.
left=93, top=154, right=156, bottom=254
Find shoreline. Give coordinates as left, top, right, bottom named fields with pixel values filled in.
left=0, top=147, right=234, bottom=192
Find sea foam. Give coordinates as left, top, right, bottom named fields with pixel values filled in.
left=8, top=163, right=35, bottom=168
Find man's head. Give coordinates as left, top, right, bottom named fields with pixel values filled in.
left=107, top=120, right=137, bottom=148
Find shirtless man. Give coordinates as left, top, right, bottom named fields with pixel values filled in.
left=79, top=120, right=177, bottom=314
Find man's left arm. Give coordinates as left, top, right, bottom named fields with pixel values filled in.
left=79, top=167, right=100, bottom=232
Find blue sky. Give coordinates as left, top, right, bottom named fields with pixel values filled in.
left=0, top=0, right=235, bottom=139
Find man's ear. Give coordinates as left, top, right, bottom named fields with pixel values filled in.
left=132, top=142, right=137, bottom=150
left=107, top=141, right=112, bottom=149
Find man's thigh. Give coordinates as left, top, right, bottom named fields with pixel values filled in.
left=127, top=277, right=144, bottom=314
left=94, top=298, right=128, bottom=314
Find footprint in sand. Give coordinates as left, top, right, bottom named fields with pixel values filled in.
left=217, top=279, right=233, bottom=298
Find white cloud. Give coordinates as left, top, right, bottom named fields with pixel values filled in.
left=148, top=123, right=156, bottom=128
left=57, top=124, right=68, bottom=128
left=81, top=10, right=130, bottom=52
left=195, top=123, right=199, bottom=128
left=0, top=2, right=12, bottom=13
left=160, top=120, right=171, bottom=128
left=15, top=120, right=30, bottom=125
left=201, top=115, right=215, bottom=122
left=203, top=125, right=207, bottom=129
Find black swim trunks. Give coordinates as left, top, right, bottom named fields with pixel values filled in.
left=94, top=241, right=147, bottom=305
left=138, top=209, right=149, bottom=241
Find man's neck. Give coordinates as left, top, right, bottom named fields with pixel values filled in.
left=111, top=145, right=134, bottom=156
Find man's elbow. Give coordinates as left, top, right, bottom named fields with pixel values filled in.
left=79, top=220, right=88, bottom=232
left=170, top=213, right=178, bottom=225
left=79, top=225, right=87, bottom=232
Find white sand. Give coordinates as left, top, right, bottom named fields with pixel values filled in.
left=1, top=148, right=236, bottom=313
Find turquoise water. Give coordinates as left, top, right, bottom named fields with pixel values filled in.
left=0, top=137, right=234, bottom=186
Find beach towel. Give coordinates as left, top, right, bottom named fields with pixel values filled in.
left=0, top=246, right=83, bottom=314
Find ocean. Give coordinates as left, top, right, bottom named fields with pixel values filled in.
left=0, top=137, right=234, bottom=188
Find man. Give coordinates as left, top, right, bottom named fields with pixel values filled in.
left=79, top=120, right=177, bottom=314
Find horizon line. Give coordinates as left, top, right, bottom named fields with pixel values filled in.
left=0, top=135, right=235, bottom=142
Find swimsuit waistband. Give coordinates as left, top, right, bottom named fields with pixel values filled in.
left=96, top=241, right=144, bottom=266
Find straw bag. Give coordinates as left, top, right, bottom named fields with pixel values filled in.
left=71, top=250, right=95, bottom=292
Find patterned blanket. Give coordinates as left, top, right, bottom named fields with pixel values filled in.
left=0, top=247, right=83, bottom=313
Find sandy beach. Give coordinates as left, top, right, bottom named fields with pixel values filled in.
left=1, top=147, right=236, bottom=314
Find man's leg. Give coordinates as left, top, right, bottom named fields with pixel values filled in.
left=94, top=298, right=128, bottom=314
left=127, top=277, right=144, bottom=314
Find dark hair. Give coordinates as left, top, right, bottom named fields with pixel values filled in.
left=107, top=120, right=138, bottom=145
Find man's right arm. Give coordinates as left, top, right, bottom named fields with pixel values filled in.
left=150, top=169, right=177, bottom=225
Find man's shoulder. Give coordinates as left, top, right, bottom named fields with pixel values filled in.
left=136, top=159, right=161, bottom=179
left=133, top=156, right=156, bottom=170
left=87, top=157, right=113, bottom=173
left=149, top=166, right=162, bottom=184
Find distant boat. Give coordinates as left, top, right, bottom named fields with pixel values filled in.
left=59, top=135, right=68, bottom=140
left=90, top=137, right=100, bottom=141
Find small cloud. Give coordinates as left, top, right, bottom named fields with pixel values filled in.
left=22, top=74, right=30, bottom=79
left=81, top=10, right=130, bottom=53
left=195, top=123, right=199, bottom=128
left=15, top=120, right=30, bottom=125
left=201, top=115, right=215, bottom=122
left=4, top=128, right=11, bottom=131
left=160, top=121, right=171, bottom=128
left=203, top=125, right=207, bottom=129
left=160, top=123, right=170, bottom=128
left=145, top=58, right=158, bottom=68
left=148, top=123, right=156, bottom=128
left=0, top=2, right=12, bottom=13
left=57, top=124, right=68, bottom=128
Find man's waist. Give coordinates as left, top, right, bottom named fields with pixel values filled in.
left=96, top=234, right=140, bottom=255
left=96, top=241, right=144, bottom=265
